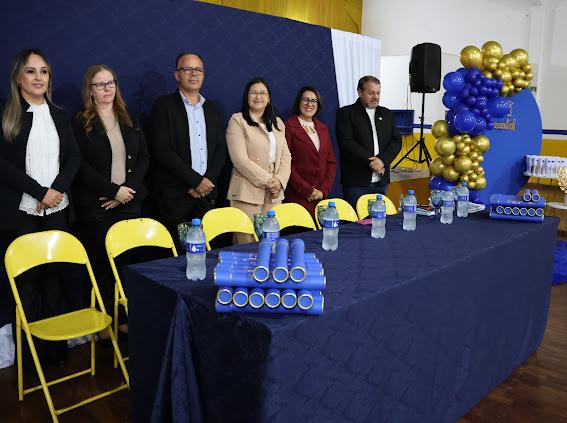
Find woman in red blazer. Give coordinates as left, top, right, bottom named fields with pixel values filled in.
left=284, top=86, right=336, bottom=216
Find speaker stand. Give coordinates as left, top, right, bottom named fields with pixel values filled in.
left=392, top=92, right=432, bottom=169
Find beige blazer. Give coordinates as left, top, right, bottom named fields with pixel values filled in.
left=226, top=112, right=291, bottom=205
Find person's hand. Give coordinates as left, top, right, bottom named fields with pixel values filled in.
left=100, top=199, right=121, bottom=210
left=188, top=188, right=203, bottom=198
left=115, top=186, right=136, bottom=204
left=369, top=157, right=385, bottom=173
left=308, top=188, right=324, bottom=202
left=266, top=178, right=282, bottom=195
left=41, top=188, right=63, bottom=208
left=195, top=177, right=215, bottom=196
left=36, top=201, right=45, bottom=213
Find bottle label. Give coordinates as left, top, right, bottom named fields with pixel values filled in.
left=443, top=200, right=454, bottom=207
left=458, top=195, right=469, bottom=202
left=187, top=242, right=206, bottom=253
left=263, top=231, right=280, bottom=240
left=403, top=205, right=416, bottom=213
left=322, top=219, right=339, bottom=229
left=370, top=211, right=386, bottom=219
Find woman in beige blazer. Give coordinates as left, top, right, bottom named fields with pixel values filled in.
left=226, top=77, right=291, bottom=244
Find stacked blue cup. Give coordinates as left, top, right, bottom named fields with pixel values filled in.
left=214, top=238, right=325, bottom=315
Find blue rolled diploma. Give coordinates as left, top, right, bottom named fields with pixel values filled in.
left=489, top=193, right=545, bottom=208
left=219, top=250, right=318, bottom=261
left=281, top=289, right=297, bottom=309
left=531, top=189, right=541, bottom=202
left=265, top=289, right=281, bottom=308
left=297, top=289, right=315, bottom=310
left=232, top=287, right=249, bottom=307
left=215, top=292, right=324, bottom=315
left=290, top=239, right=307, bottom=282
left=522, top=189, right=531, bottom=202
left=216, top=287, right=234, bottom=305
left=489, top=210, right=543, bottom=222
left=253, top=239, right=272, bottom=282
left=248, top=288, right=265, bottom=309
left=215, top=271, right=326, bottom=290
left=272, top=239, right=289, bottom=282
left=215, top=264, right=323, bottom=277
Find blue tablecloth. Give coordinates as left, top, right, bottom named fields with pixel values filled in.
left=125, top=213, right=558, bottom=423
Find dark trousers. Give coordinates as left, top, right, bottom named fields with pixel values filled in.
left=158, top=196, right=214, bottom=251
left=343, top=180, right=388, bottom=210
left=13, top=208, right=70, bottom=363
left=75, top=201, right=141, bottom=321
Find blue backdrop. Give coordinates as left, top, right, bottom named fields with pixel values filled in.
left=0, top=0, right=341, bottom=326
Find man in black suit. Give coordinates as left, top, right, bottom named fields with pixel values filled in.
left=149, top=52, right=226, bottom=244
left=335, top=76, right=402, bottom=208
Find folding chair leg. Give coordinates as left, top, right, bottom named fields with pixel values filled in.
left=91, top=334, right=96, bottom=376
left=113, top=285, right=119, bottom=368
left=25, top=330, right=59, bottom=422
left=107, top=327, right=129, bottom=386
left=16, top=311, right=23, bottom=401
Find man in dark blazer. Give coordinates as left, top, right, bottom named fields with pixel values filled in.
left=149, top=52, right=226, bottom=244
left=335, top=76, right=402, bottom=208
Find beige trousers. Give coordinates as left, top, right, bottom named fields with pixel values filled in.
left=230, top=189, right=281, bottom=245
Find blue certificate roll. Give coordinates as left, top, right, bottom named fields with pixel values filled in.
left=253, top=240, right=271, bottom=282
left=272, top=239, right=289, bottom=282
left=215, top=264, right=323, bottom=278
left=219, top=250, right=318, bottom=261
left=215, top=270, right=326, bottom=290
left=297, top=289, right=315, bottom=310
left=290, top=239, right=306, bottom=282
left=248, top=288, right=265, bottom=309
left=489, top=209, right=543, bottom=222
left=215, top=292, right=324, bottom=315
left=232, top=287, right=249, bottom=307
left=216, top=287, right=233, bottom=305
left=265, top=289, right=281, bottom=308
left=281, top=289, right=297, bottom=309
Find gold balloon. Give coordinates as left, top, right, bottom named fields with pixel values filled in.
left=500, top=70, right=512, bottom=83
left=435, top=136, right=456, bottom=156
left=452, top=135, right=462, bottom=143
left=511, top=69, right=520, bottom=78
left=513, top=78, right=524, bottom=88
left=469, top=172, right=478, bottom=181
left=510, top=49, right=529, bottom=66
left=460, top=46, right=483, bottom=68
left=477, top=154, right=484, bottom=163
left=523, top=64, right=532, bottom=73
left=519, top=71, right=526, bottom=78
left=441, top=154, right=456, bottom=166
left=442, top=166, right=460, bottom=182
left=476, top=166, right=484, bottom=174
left=482, top=56, right=499, bottom=71
left=469, top=151, right=479, bottom=161
left=456, top=142, right=466, bottom=151
left=429, top=157, right=445, bottom=176
left=473, top=135, right=491, bottom=153
left=482, top=41, right=503, bottom=59
left=499, top=54, right=517, bottom=69
left=483, top=71, right=493, bottom=78
left=460, top=175, right=469, bottom=182
left=500, top=86, right=509, bottom=96
left=431, top=120, right=449, bottom=138
left=456, top=146, right=471, bottom=156
left=494, top=69, right=503, bottom=78
left=471, top=161, right=479, bottom=169
left=475, top=177, right=487, bottom=190
left=468, top=181, right=477, bottom=190
left=526, top=72, right=533, bottom=80
left=454, top=156, right=473, bottom=173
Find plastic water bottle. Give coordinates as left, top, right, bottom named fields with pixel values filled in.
left=186, top=218, right=206, bottom=280
left=322, top=201, right=339, bottom=251
left=371, top=194, right=386, bottom=239
left=456, top=182, right=469, bottom=218
left=261, top=210, right=280, bottom=254
left=440, top=187, right=454, bottom=224
left=402, top=189, right=417, bottom=231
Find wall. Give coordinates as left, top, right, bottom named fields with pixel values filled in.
left=198, top=0, right=363, bottom=33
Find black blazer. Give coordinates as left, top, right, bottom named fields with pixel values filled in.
left=335, top=99, right=402, bottom=187
left=149, top=91, right=226, bottom=200
left=0, top=99, right=79, bottom=230
left=72, top=115, right=149, bottom=207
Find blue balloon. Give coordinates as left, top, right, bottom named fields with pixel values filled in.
left=487, top=97, right=510, bottom=118
left=486, top=88, right=497, bottom=98
left=468, top=189, right=482, bottom=203
left=465, top=96, right=477, bottom=106
left=465, top=71, right=477, bottom=82
left=470, top=87, right=479, bottom=96
left=472, top=116, right=487, bottom=135
left=442, top=92, right=460, bottom=109
left=443, top=72, right=466, bottom=92
left=479, top=86, right=488, bottom=96
left=430, top=176, right=455, bottom=191
left=496, top=79, right=503, bottom=88
left=465, top=82, right=472, bottom=90
left=457, top=67, right=468, bottom=76
left=485, top=113, right=492, bottom=121
left=454, top=110, right=476, bottom=133
left=486, top=121, right=494, bottom=130
left=445, top=109, right=456, bottom=123
left=459, top=89, right=470, bottom=100
left=455, top=104, right=469, bottom=113
left=471, top=108, right=480, bottom=116
left=476, top=96, right=487, bottom=108
left=473, top=79, right=482, bottom=87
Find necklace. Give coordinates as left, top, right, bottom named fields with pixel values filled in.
left=299, top=117, right=316, bottom=135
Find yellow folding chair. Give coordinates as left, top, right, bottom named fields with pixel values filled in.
left=105, top=218, right=177, bottom=366
left=355, top=194, right=398, bottom=219
left=272, top=203, right=316, bottom=231
left=4, top=230, right=129, bottom=423
left=202, top=207, right=258, bottom=250
left=314, top=198, right=359, bottom=229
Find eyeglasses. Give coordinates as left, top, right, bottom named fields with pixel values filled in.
left=91, top=80, right=116, bottom=91
left=177, top=67, right=204, bottom=75
left=301, top=97, right=318, bottom=106
left=249, top=91, right=268, bottom=98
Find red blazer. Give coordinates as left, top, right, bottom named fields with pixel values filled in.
left=284, top=115, right=337, bottom=216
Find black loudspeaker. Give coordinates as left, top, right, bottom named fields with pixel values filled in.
left=409, top=43, right=441, bottom=93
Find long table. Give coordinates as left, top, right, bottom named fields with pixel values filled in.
left=125, top=213, right=558, bottom=423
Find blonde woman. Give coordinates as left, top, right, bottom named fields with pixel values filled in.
left=226, top=77, right=291, bottom=244
left=0, top=48, right=79, bottom=363
left=73, top=64, right=149, bottom=337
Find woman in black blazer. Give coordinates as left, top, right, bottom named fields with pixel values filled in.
left=0, top=48, right=80, bottom=363
left=73, top=64, right=149, bottom=336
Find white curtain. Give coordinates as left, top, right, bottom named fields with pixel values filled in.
left=0, top=323, right=14, bottom=369
left=331, top=29, right=382, bottom=107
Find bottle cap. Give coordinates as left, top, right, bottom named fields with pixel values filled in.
left=328, top=201, right=336, bottom=207
left=376, top=194, right=382, bottom=200
left=462, top=182, right=467, bottom=187
left=267, top=210, right=275, bottom=217
left=191, top=218, right=201, bottom=226
left=446, top=186, right=452, bottom=191
left=408, top=189, right=414, bottom=195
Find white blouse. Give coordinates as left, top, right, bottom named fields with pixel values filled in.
left=298, top=117, right=320, bottom=151
left=259, top=123, right=277, bottom=165
left=19, top=103, right=68, bottom=216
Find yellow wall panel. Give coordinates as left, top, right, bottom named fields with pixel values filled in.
left=197, top=0, right=362, bottom=33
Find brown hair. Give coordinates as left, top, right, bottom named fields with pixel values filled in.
left=78, top=64, right=133, bottom=135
